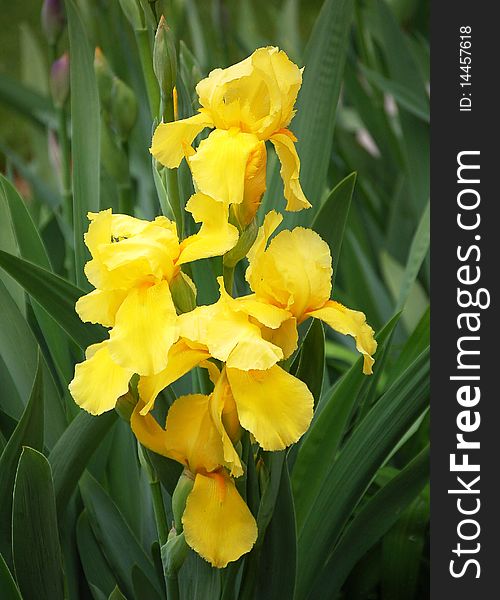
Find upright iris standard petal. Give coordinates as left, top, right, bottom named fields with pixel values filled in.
left=306, top=301, right=377, bottom=375
left=108, top=280, right=179, bottom=375
left=227, top=365, right=314, bottom=451
left=69, top=341, right=133, bottom=415
left=183, top=471, right=257, bottom=569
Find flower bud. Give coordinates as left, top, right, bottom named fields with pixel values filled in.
left=41, top=0, right=65, bottom=45
left=223, top=217, right=258, bottom=268
left=172, top=470, right=195, bottom=532
left=161, top=531, right=189, bottom=577
left=153, top=15, right=177, bottom=98
left=170, top=271, right=197, bottom=314
left=50, top=53, right=70, bottom=108
left=94, top=48, right=114, bottom=110
left=110, top=77, right=138, bottom=141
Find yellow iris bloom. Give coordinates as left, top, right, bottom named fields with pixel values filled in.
left=137, top=278, right=314, bottom=451
left=69, top=205, right=237, bottom=415
left=245, top=211, right=378, bottom=375
left=131, top=384, right=257, bottom=568
left=150, top=46, right=311, bottom=228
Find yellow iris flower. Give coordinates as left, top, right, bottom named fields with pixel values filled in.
left=150, top=46, right=311, bottom=228
left=131, top=380, right=257, bottom=568
left=136, top=278, right=313, bottom=451
left=69, top=203, right=237, bottom=415
left=245, top=211, right=378, bottom=374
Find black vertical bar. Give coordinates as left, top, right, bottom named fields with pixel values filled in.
left=432, top=4, right=499, bottom=597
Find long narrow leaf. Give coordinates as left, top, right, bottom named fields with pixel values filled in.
left=12, top=447, right=64, bottom=600
left=64, top=0, right=101, bottom=285
left=0, top=250, right=104, bottom=350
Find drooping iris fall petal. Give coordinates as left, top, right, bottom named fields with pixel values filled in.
left=226, top=365, right=314, bottom=451
left=306, top=301, right=377, bottom=375
left=183, top=471, right=257, bottom=569
left=108, top=280, right=179, bottom=376
left=69, top=341, right=133, bottom=415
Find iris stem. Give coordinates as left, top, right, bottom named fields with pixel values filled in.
left=150, top=478, right=169, bottom=546
left=166, top=575, right=180, bottom=600
left=135, top=28, right=160, bottom=118
left=161, top=93, right=184, bottom=237
left=223, top=265, right=235, bottom=295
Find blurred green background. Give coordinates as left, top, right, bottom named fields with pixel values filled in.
left=0, top=1, right=430, bottom=599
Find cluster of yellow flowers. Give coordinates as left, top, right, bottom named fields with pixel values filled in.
left=69, top=47, right=377, bottom=569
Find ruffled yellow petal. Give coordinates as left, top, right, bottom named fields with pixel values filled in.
left=251, top=47, right=302, bottom=132
left=189, top=129, right=262, bottom=206
left=232, top=295, right=291, bottom=329
left=178, top=279, right=283, bottom=371
left=138, top=339, right=210, bottom=414
left=270, top=131, right=311, bottom=211
left=209, top=371, right=243, bottom=477
left=247, top=226, right=332, bottom=320
left=227, top=365, right=313, bottom=451
left=164, top=394, right=225, bottom=473
left=150, top=112, right=213, bottom=168
left=84, top=209, right=112, bottom=256
left=68, top=341, right=133, bottom=415
left=108, top=281, right=179, bottom=376
left=260, top=316, right=298, bottom=360
left=307, top=300, right=377, bottom=375
left=75, top=289, right=128, bottom=327
left=246, top=210, right=282, bottom=282
left=183, top=471, right=257, bottom=568
left=178, top=193, right=239, bottom=265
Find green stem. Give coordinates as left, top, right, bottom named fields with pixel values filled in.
left=166, top=576, right=180, bottom=600
left=165, top=168, right=183, bottom=237
left=150, top=478, right=169, bottom=546
left=223, top=265, right=235, bottom=295
left=135, top=28, right=160, bottom=118
left=57, top=106, right=73, bottom=225
left=160, top=93, right=184, bottom=237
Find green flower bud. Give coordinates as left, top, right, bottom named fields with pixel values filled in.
left=172, top=470, right=195, bottom=532
left=153, top=15, right=177, bottom=98
left=41, top=0, right=65, bottom=45
left=94, top=48, right=114, bottom=111
left=50, top=53, right=70, bottom=108
left=170, top=271, right=197, bottom=314
left=161, top=531, right=189, bottom=578
left=223, top=217, right=258, bottom=268
left=110, top=77, right=138, bottom=141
